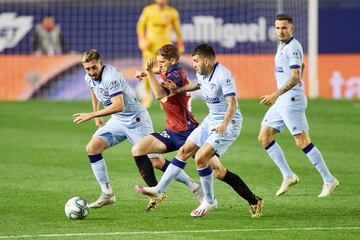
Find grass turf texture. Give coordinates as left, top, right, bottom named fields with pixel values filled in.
left=0, top=99, right=359, bottom=239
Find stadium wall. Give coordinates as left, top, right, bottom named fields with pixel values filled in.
left=0, top=0, right=359, bottom=100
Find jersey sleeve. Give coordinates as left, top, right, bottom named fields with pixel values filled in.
left=288, top=44, right=303, bottom=69
left=105, top=71, right=124, bottom=98
left=84, top=76, right=93, bottom=90
left=220, top=70, right=237, bottom=98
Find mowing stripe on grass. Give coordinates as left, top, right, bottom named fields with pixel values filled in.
left=1, top=226, right=359, bottom=239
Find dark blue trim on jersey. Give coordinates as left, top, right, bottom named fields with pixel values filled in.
left=198, top=166, right=213, bottom=176
left=207, top=100, right=221, bottom=104
left=290, top=65, right=301, bottom=69
left=208, top=62, right=219, bottom=82
left=88, top=154, right=103, bottom=163
left=98, top=65, right=106, bottom=82
left=303, top=143, right=315, bottom=154
left=265, top=140, right=276, bottom=150
left=171, top=158, right=187, bottom=169
left=224, top=92, right=236, bottom=98
left=110, top=91, right=123, bottom=98
left=285, top=36, right=294, bottom=45
left=280, top=36, right=295, bottom=50
left=103, top=102, right=112, bottom=106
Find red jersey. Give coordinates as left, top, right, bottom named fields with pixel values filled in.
left=160, top=63, right=198, bottom=132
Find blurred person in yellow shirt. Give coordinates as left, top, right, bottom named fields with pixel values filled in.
left=137, top=0, right=184, bottom=108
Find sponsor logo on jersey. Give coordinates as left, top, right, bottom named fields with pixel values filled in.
left=205, top=95, right=220, bottom=104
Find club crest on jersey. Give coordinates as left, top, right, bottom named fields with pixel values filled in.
left=292, top=51, right=302, bottom=58
left=211, top=83, right=217, bottom=92
left=99, top=88, right=109, bottom=97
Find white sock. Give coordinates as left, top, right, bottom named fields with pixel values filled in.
left=266, top=141, right=293, bottom=178
left=303, top=143, right=334, bottom=183
left=162, top=160, right=199, bottom=191
left=175, top=171, right=199, bottom=192
left=198, top=166, right=215, bottom=204
left=155, top=157, right=185, bottom=193
left=90, top=159, right=113, bottom=194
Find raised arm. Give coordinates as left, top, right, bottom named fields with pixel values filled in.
left=145, top=58, right=168, bottom=100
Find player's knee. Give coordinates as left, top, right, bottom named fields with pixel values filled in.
left=258, top=134, right=270, bottom=147
left=86, top=143, right=101, bottom=155
left=295, top=138, right=309, bottom=149
left=131, top=144, right=141, bottom=156
left=177, top=146, right=192, bottom=160
left=194, top=156, right=208, bottom=169
left=150, top=157, right=163, bottom=169
left=212, top=167, right=226, bottom=180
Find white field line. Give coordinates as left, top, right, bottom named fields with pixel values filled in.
left=0, top=227, right=359, bottom=239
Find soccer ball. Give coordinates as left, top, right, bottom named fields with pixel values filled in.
left=64, top=197, right=89, bottom=220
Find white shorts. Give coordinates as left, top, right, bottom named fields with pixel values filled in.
left=94, top=111, right=159, bottom=159
left=187, top=115, right=242, bottom=157
left=261, top=93, right=309, bottom=135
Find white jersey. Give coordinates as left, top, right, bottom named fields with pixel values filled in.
left=275, top=37, right=304, bottom=97
left=85, top=64, right=146, bottom=126
left=196, top=63, right=241, bottom=120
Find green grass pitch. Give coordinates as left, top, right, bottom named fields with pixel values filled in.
left=0, top=99, right=359, bottom=239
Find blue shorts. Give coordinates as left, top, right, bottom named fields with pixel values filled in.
left=151, top=125, right=197, bottom=153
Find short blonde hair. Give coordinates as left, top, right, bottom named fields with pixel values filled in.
left=81, top=49, right=101, bottom=63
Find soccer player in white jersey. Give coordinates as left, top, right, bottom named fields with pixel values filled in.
left=73, top=49, right=199, bottom=208
left=135, top=44, right=264, bottom=218
left=258, top=14, right=339, bottom=197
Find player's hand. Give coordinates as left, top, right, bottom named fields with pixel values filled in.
left=161, top=80, right=178, bottom=96
left=135, top=71, right=147, bottom=81
left=146, top=57, right=156, bottom=72
left=260, top=93, right=278, bottom=106
left=95, top=117, right=105, bottom=128
left=211, top=124, right=226, bottom=134
left=73, top=112, right=94, bottom=124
